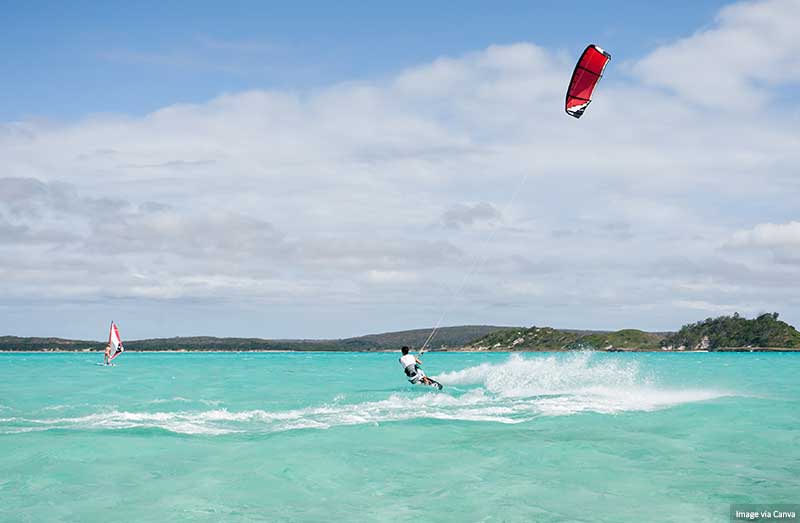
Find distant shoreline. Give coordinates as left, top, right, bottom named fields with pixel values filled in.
left=3, top=316, right=800, bottom=353
left=2, top=347, right=799, bottom=353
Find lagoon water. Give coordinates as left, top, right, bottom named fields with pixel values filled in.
left=1, top=351, right=797, bottom=522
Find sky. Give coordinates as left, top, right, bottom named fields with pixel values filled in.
left=2, top=0, right=799, bottom=340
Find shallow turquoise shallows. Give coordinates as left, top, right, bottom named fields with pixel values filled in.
left=1, top=352, right=798, bottom=522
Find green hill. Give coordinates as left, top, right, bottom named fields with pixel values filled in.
left=4, top=315, right=799, bottom=352
left=469, top=326, right=581, bottom=351
left=0, top=325, right=512, bottom=352
left=467, top=326, right=664, bottom=351
left=580, top=329, right=664, bottom=351
left=661, top=313, right=800, bottom=350
left=0, top=336, right=105, bottom=351
left=357, top=325, right=517, bottom=349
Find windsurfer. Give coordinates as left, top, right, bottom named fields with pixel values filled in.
left=104, top=342, right=112, bottom=365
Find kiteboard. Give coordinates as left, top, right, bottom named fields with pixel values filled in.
left=418, top=379, right=443, bottom=391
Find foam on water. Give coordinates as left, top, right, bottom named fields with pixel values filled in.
left=0, top=353, right=730, bottom=435
left=148, top=397, right=223, bottom=406
left=436, top=352, right=728, bottom=415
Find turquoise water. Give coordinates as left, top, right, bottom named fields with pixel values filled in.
left=1, top=351, right=798, bottom=522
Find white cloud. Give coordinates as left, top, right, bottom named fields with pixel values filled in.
left=2, top=0, right=800, bottom=337
left=632, top=0, right=800, bottom=109
left=728, top=221, right=800, bottom=248
left=365, top=270, right=419, bottom=285
left=441, top=202, right=501, bottom=229
left=671, top=299, right=750, bottom=315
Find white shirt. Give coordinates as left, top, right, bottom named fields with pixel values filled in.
left=399, top=354, right=417, bottom=368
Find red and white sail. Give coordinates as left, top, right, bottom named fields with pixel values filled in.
left=108, top=321, right=124, bottom=361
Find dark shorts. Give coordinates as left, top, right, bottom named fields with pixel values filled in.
left=404, top=364, right=426, bottom=383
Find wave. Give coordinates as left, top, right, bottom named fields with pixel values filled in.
left=0, top=392, right=521, bottom=436
left=437, top=352, right=728, bottom=415
left=437, top=352, right=641, bottom=394
left=0, top=354, right=730, bottom=436
left=147, top=397, right=223, bottom=406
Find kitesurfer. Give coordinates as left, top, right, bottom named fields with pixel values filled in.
left=399, top=346, right=442, bottom=390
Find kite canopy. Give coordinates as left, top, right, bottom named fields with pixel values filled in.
left=565, top=44, right=611, bottom=119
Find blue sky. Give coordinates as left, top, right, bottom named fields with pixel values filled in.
left=2, top=1, right=729, bottom=120
left=2, top=0, right=800, bottom=340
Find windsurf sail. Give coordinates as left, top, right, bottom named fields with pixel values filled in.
left=108, top=321, right=124, bottom=362
left=565, top=44, right=611, bottom=119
